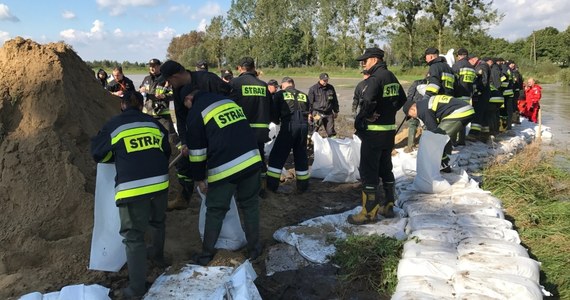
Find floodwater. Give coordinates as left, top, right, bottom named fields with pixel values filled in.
left=129, top=74, right=570, bottom=150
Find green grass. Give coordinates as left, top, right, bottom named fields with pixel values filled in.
left=332, top=234, right=404, bottom=296
left=482, top=145, right=570, bottom=299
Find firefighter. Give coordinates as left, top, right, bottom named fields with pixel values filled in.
left=220, top=69, right=233, bottom=83
left=497, top=57, right=515, bottom=130
left=403, top=94, right=475, bottom=173
left=468, top=54, right=492, bottom=143
left=352, top=69, right=371, bottom=117
left=424, top=47, right=455, bottom=98
left=525, top=78, right=542, bottom=123
left=509, top=61, right=524, bottom=124
left=91, top=92, right=171, bottom=299
left=308, top=73, right=340, bottom=137
left=349, top=47, right=407, bottom=225
left=451, top=48, right=476, bottom=145
left=404, top=79, right=427, bottom=153
left=183, top=90, right=263, bottom=266
left=157, top=60, right=231, bottom=210
left=107, top=66, right=136, bottom=97
left=488, top=57, right=504, bottom=135
left=266, top=77, right=311, bottom=193
left=229, top=57, right=273, bottom=196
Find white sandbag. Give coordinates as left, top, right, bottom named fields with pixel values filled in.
left=391, top=290, right=455, bottom=300
left=394, top=276, right=456, bottom=299
left=458, top=237, right=529, bottom=258
left=402, top=239, right=457, bottom=261
left=413, top=130, right=451, bottom=193
left=458, top=226, right=521, bottom=244
left=310, top=132, right=333, bottom=179
left=456, top=215, right=512, bottom=230
left=89, top=163, right=126, bottom=272
left=323, top=135, right=361, bottom=183
left=397, top=257, right=457, bottom=280
left=197, top=187, right=247, bottom=250
left=264, top=123, right=280, bottom=157
left=458, top=253, right=541, bottom=282
left=453, top=271, right=543, bottom=300
left=408, top=228, right=459, bottom=244
left=402, top=201, right=454, bottom=218
left=452, top=204, right=504, bottom=219
left=406, top=214, right=457, bottom=232
left=20, top=284, right=111, bottom=300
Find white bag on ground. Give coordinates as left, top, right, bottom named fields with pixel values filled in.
left=197, top=187, right=247, bottom=250
left=263, top=123, right=280, bottom=157
left=413, top=130, right=451, bottom=193
left=89, top=163, right=126, bottom=272
left=20, top=284, right=111, bottom=300
left=323, top=135, right=361, bottom=183
left=394, top=276, right=456, bottom=299
left=310, top=132, right=333, bottom=178
left=458, top=253, right=541, bottom=282
left=453, top=271, right=543, bottom=299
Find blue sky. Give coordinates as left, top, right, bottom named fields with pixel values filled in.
left=1, top=1, right=569, bottom=63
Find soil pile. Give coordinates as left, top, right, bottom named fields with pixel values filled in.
left=0, top=37, right=120, bottom=298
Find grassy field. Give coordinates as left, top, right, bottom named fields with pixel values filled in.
left=483, top=144, right=570, bottom=299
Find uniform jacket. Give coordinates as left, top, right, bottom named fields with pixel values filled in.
left=452, top=57, right=476, bottom=100
left=416, top=95, right=475, bottom=132
left=356, top=62, right=407, bottom=149
left=308, top=82, right=339, bottom=114
left=91, top=107, right=171, bottom=205
left=186, top=92, right=262, bottom=186
left=352, top=79, right=368, bottom=113
left=473, top=60, right=491, bottom=101
left=500, top=64, right=514, bottom=97
left=173, top=70, right=231, bottom=145
left=140, top=73, right=173, bottom=116
left=273, top=86, right=310, bottom=124
left=106, top=76, right=136, bottom=94
left=425, top=56, right=455, bottom=97
left=229, top=71, right=273, bottom=143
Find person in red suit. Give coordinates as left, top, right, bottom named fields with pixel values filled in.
left=524, top=78, right=542, bottom=123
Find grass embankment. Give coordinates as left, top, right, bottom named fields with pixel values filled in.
left=483, top=144, right=570, bottom=299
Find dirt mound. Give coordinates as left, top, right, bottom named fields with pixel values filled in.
left=0, top=37, right=120, bottom=298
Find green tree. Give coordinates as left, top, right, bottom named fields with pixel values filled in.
left=203, top=16, right=225, bottom=68
left=425, top=0, right=452, bottom=51
left=450, top=0, right=502, bottom=48
left=315, top=1, right=337, bottom=66
left=354, top=0, right=382, bottom=52
left=532, top=27, right=563, bottom=63
left=384, top=0, right=424, bottom=67
left=167, top=31, right=205, bottom=62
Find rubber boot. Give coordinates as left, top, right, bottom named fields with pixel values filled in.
left=347, top=187, right=380, bottom=225
left=243, top=218, right=262, bottom=260
left=296, top=179, right=309, bottom=193
left=380, top=182, right=396, bottom=218
left=259, top=175, right=267, bottom=198
left=195, top=227, right=220, bottom=266
left=266, top=176, right=279, bottom=193
left=148, top=227, right=168, bottom=268
left=167, top=179, right=193, bottom=210
left=125, top=245, right=147, bottom=297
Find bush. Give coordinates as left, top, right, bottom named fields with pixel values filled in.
left=558, top=69, right=570, bottom=85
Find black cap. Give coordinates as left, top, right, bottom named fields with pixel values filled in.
left=319, top=73, right=329, bottom=80
left=238, top=56, right=255, bottom=69
left=281, top=76, right=294, bottom=84
left=267, top=79, right=279, bottom=87
left=221, top=69, right=233, bottom=79
left=356, top=47, right=384, bottom=61
left=482, top=57, right=493, bottom=62
left=425, top=47, right=439, bottom=55
left=496, top=57, right=505, bottom=62
left=148, top=58, right=161, bottom=66
left=457, top=48, right=468, bottom=56
left=402, top=99, right=415, bottom=116
left=196, top=60, right=208, bottom=70
left=507, top=60, right=515, bottom=65
left=157, top=60, right=185, bottom=82
left=467, top=53, right=478, bottom=59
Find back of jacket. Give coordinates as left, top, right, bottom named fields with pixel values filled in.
left=91, top=108, right=171, bottom=205
left=426, top=56, right=455, bottom=97
left=186, top=92, right=262, bottom=186
left=452, top=58, right=476, bottom=100
left=230, top=72, right=273, bottom=142
left=274, top=87, right=310, bottom=124
left=416, top=95, right=475, bottom=131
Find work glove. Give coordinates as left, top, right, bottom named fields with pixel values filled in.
left=354, top=113, right=367, bottom=131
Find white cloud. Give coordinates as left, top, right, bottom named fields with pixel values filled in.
left=0, top=3, right=19, bottom=22
left=1, top=30, right=10, bottom=42
left=157, top=27, right=175, bottom=39
left=96, top=0, right=163, bottom=16
left=197, top=3, right=222, bottom=18
left=169, top=4, right=192, bottom=15
left=489, top=0, right=570, bottom=41
left=62, top=10, right=75, bottom=19
left=59, top=20, right=106, bottom=43
left=197, top=19, right=208, bottom=32
left=113, top=28, right=123, bottom=38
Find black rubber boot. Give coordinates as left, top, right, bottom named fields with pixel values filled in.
left=347, top=186, right=380, bottom=225
left=380, top=182, right=396, bottom=218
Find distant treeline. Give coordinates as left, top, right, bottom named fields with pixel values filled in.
left=162, top=0, right=568, bottom=71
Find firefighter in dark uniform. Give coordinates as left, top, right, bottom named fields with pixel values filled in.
left=352, top=69, right=371, bottom=117
left=403, top=94, right=475, bottom=172
left=404, top=79, right=427, bottom=153
left=308, top=73, right=339, bottom=137
left=509, top=61, right=523, bottom=124
left=496, top=57, right=515, bottom=130
left=229, top=57, right=273, bottom=195
left=349, top=47, right=407, bottom=225
left=266, top=77, right=311, bottom=193
left=183, top=90, right=263, bottom=266
left=467, top=54, right=492, bottom=143
left=424, top=47, right=456, bottom=169
left=157, top=60, right=231, bottom=210
left=488, top=58, right=504, bottom=135
left=107, top=66, right=136, bottom=97
left=451, top=48, right=476, bottom=145
left=91, top=92, right=171, bottom=299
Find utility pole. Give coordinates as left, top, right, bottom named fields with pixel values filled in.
left=533, top=32, right=537, bottom=65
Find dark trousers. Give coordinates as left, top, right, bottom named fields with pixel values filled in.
left=439, top=119, right=464, bottom=162
left=487, top=103, right=501, bottom=135
left=119, top=191, right=168, bottom=294
left=203, top=170, right=261, bottom=254
left=471, top=95, right=490, bottom=135
left=313, top=111, right=336, bottom=137
left=407, top=118, right=419, bottom=148
left=267, top=121, right=309, bottom=190
left=359, top=131, right=395, bottom=187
